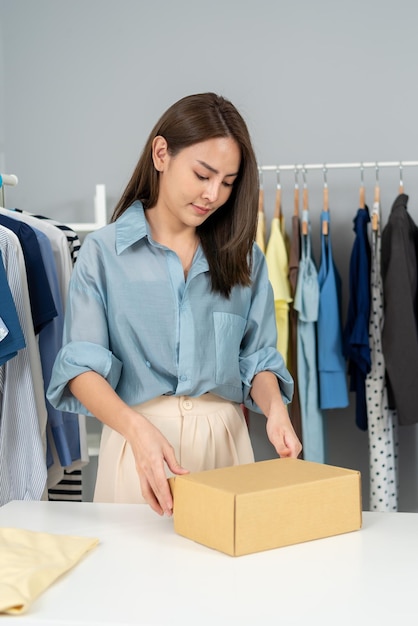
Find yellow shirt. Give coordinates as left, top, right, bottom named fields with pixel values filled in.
left=265, top=216, right=292, bottom=364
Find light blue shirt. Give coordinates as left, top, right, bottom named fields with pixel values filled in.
left=47, top=201, right=293, bottom=416
left=293, top=211, right=325, bottom=463
left=317, top=210, right=349, bottom=409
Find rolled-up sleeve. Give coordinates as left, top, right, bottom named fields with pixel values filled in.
left=47, top=341, right=122, bottom=414
left=240, top=247, right=294, bottom=412
left=47, top=236, right=122, bottom=415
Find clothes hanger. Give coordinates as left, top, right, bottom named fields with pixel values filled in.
left=274, top=168, right=282, bottom=219
left=359, top=163, right=366, bottom=209
left=322, top=166, right=329, bottom=235
left=301, top=167, right=309, bottom=235
left=372, top=163, right=380, bottom=231
left=293, top=167, right=299, bottom=218
left=258, top=168, right=264, bottom=214
left=399, top=162, right=404, bottom=194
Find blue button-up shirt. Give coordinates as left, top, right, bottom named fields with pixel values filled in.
left=47, top=201, right=293, bottom=416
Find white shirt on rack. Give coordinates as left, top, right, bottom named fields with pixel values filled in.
left=0, top=226, right=48, bottom=504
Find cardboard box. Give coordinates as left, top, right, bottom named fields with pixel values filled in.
left=170, top=458, right=362, bottom=556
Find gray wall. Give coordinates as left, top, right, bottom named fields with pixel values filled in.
left=1, top=0, right=418, bottom=510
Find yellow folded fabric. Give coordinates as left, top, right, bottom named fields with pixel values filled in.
left=0, top=527, right=99, bottom=615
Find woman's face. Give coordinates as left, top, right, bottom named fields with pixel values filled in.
left=152, top=136, right=241, bottom=229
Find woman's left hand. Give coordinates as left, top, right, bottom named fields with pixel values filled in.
left=250, top=371, right=302, bottom=458
left=265, top=411, right=302, bottom=458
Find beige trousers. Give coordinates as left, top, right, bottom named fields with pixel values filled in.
left=93, top=393, right=255, bottom=504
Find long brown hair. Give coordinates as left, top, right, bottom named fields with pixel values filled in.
left=111, top=93, right=259, bottom=297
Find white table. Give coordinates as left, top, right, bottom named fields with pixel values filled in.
left=0, top=501, right=417, bottom=625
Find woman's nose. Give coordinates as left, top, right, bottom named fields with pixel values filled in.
left=202, top=180, right=220, bottom=203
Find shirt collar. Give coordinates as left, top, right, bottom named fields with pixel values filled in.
left=114, top=199, right=209, bottom=274
left=115, top=200, right=149, bottom=254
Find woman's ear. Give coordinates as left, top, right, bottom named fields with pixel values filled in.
left=152, top=136, right=169, bottom=172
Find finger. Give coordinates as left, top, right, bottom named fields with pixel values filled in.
left=270, top=429, right=302, bottom=458
left=140, top=478, right=164, bottom=516
left=285, top=439, right=302, bottom=458
left=269, top=430, right=290, bottom=457
left=146, top=468, right=174, bottom=517
left=277, top=444, right=292, bottom=458
left=164, top=448, right=189, bottom=476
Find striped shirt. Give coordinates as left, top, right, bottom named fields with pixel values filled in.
left=0, top=227, right=48, bottom=504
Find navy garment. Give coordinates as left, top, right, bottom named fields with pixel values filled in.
left=343, top=207, right=372, bottom=431
left=0, top=215, right=57, bottom=334
left=0, top=253, right=26, bottom=364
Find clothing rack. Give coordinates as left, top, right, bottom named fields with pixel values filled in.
left=0, top=175, right=107, bottom=232
left=0, top=173, right=18, bottom=187
left=257, top=160, right=418, bottom=233
left=258, top=160, right=418, bottom=174
left=0, top=172, right=18, bottom=207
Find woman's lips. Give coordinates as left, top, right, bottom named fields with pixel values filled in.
left=192, top=204, right=212, bottom=216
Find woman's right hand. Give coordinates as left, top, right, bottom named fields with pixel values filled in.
left=127, top=412, right=189, bottom=516
left=68, top=372, right=189, bottom=516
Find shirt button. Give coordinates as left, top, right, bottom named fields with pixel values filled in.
left=183, top=399, right=193, bottom=410
left=179, top=375, right=187, bottom=382
left=145, top=361, right=151, bottom=368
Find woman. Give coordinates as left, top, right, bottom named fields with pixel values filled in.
left=47, top=92, right=302, bottom=516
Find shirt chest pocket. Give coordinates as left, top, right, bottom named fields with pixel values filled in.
left=213, top=312, right=246, bottom=388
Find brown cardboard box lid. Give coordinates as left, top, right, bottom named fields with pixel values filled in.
left=172, top=457, right=359, bottom=492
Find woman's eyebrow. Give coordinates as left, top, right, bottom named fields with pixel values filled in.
left=196, top=160, right=239, bottom=177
